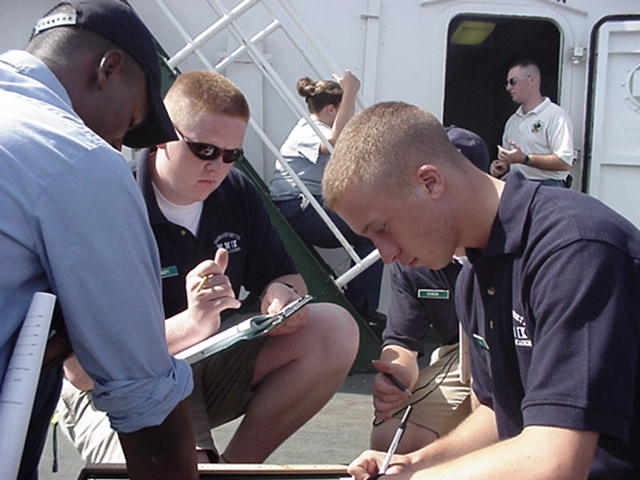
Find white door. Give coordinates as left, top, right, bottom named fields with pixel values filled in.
left=586, top=17, right=640, bottom=227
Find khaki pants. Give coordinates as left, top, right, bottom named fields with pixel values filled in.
left=379, top=343, right=471, bottom=437
left=57, top=336, right=265, bottom=463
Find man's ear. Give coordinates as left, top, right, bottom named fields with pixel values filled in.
left=415, top=164, right=444, bottom=199
left=156, top=143, right=168, bottom=150
left=96, top=50, right=125, bottom=89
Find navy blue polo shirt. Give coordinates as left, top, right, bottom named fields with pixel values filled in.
left=136, top=151, right=298, bottom=318
left=383, top=261, right=461, bottom=355
left=456, top=173, right=640, bottom=477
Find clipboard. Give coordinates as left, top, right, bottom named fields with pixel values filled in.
left=175, top=295, right=313, bottom=365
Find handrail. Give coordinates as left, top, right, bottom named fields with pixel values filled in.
left=215, top=19, right=281, bottom=71
left=155, top=0, right=214, bottom=69
left=168, top=0, right=261, bottom=68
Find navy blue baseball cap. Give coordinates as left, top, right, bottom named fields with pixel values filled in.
left=445, top=126, right=490, bottom=173
left=31, top=0, right=177, bottom=148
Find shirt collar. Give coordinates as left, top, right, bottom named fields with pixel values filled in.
left=0, top=50, right=75, bottom=116
left=134, top=148, right=167, bottom=226
left=466, top=172, right=538, bottom=263
left=515, top=97, right=551, bottom=117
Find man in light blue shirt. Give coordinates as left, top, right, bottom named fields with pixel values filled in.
left=0, top=1, right=196, bottom=478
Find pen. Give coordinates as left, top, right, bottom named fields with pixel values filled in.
left=376, top=405, right=413, bottom=477
left=384, top=372, right=412, bottom=396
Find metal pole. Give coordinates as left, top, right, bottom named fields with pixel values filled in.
left=215, top=20, right=281, bottom=71
left=168, top=0, right=262, bottom=68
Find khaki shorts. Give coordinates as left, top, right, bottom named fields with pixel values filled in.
left=57, top=334, right=265, bottom=463
left=378, top=343, right=471, bottom=437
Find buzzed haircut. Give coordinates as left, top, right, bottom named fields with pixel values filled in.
left=509, top=59, right=541, bottom=79
left=322, top=101, right=464, bottom=208
left=164, top=70, right=250, bottom=127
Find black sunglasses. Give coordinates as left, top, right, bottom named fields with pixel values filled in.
left=505, top=75, right=530, bottom=87
left=174, top=126, right=244, bottom=164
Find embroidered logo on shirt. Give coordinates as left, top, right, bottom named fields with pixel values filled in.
left=417, top=289, right=450, bottom=299
left=531, top=120, right=543, bottom=133
left=214, top=232, right=241, bottom=253
left=512, top=309, right=532, bottom=347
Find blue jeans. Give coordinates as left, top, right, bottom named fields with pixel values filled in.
left=276, top=196, right=383, bottom=312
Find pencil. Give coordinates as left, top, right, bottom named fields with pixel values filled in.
left=377, top=405, right=412, bottom=476
left=196, top=274, right=213, bottom=292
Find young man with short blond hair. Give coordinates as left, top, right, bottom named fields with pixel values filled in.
left=324, top=101, right=640, bottom=479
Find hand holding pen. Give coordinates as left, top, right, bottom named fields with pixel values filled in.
left=371, top=360, right=413, bottom=421
left=370, top=405, right=413, bottom=479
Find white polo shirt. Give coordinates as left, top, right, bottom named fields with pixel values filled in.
left=502, top=97, right=573, bottom=181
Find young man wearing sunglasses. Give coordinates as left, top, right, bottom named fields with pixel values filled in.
left=58, top=70, right=359, bottom=464
left=490, top=60, right=574, bottom=187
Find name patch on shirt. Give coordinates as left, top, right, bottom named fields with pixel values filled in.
left=417, top=289, right=450, bottom=299
left=473, top=333, right=490, bottom=351
left=160, top=265, right=179, bottom=279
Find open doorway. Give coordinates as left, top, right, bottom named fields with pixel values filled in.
left=443, top=15, right=561, bottom=163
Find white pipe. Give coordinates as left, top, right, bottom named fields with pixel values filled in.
left=156, top=0, right=214, bottom=70
left=361, top=0, right=381, bottom=106
left=335, top=250, right=382, bottom=289
left=215, top=20, right=281, bottom=71
left=168, top=0, right=261, bottom=68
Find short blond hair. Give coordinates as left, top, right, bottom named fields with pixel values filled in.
left=322, top=102, right=462, bottom=208
left=164, top=70, right=250, bottom=127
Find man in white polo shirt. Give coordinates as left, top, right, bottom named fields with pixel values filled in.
left=490, top=60, right=573, bottom=187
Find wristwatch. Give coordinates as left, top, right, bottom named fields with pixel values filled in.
left=523, top=155, right=531, bottom=165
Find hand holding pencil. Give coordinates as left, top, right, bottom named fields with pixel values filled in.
left=185, top=248, right=240, bottom=337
